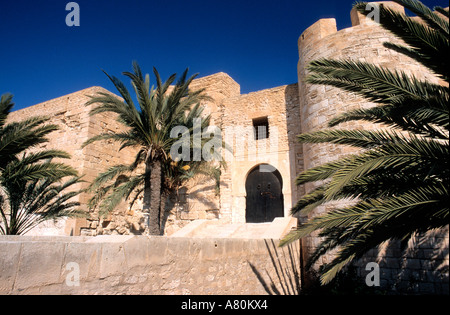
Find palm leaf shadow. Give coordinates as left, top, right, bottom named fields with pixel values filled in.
left=249, top=239, right=302, bottom=295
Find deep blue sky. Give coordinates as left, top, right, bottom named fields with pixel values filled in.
left=1, top=0, right=448, bottom=111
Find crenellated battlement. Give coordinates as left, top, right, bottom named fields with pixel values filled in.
left=298, top=1, right=406, bottom=52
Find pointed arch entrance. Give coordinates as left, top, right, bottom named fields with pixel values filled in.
left=245, top=164, right=284, bottom=223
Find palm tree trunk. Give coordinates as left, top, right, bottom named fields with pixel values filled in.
left=159, top=191, right=169, bottom=235
left=143, top=160, right=162, bottom=235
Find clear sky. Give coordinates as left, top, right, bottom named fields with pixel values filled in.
left=1, top=0, right=448, bottom=111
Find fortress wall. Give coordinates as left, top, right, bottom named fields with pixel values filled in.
left=189, top=72, right=241, bottom=126
left=296, top=1, right=447, bottom=275
left=297, top=2, right=440, bottom=195
left=81, top=88, right=142, bottom=236
left=354, top=227, right=449, bottom=294
left=1, top=234, right=447, bottom=295
left=6, top=74, right=242, bottom=237
left=220, top=84, right=302, bottom=223
left=8, top=87, right=96, bottom=174
left=82, top=73, right=242, bottom=236
left=3, top=1, right=448, bottom=294
left=162, top=73, right=242, bottom=235
left=7, top=87, right=139, bottom=236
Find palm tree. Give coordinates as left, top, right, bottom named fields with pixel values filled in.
left=0, top=93, right=83, bottom=235
left=83, top=62, right=221, bottom=235
left=281, top=0, right=449, bottom=285
left=1, top=162, right=84, bottom=235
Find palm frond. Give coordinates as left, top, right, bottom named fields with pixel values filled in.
left=0, top=118, right=59, bottom=167
left=354, top=1, right=449, bottom=81
left=82, top=131, right=144, bottom=150
left=295, top=156, right=356, bottom=185
left=0, top=93, right=14, bottom=127
left=88, top=164, right=135, bottom=191
left=307, top=59, right=444, bottom=105
left=2, top=151, right=77, bottom=185
left=281, top=0, right=449, bottom=286
left=84, top=62, right=217, bottom=225
left=390, top=0, right=449, bottom=35
left=435, top=6, right=449, bottom=18
left=2, top=173, right=84, bottom=235
left=297, top=128, right=415, bottom=149
left=96, top=174, right=144, bottom=217
left=1, top=94, right=82, bottom=235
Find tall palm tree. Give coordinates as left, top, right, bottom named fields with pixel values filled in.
left=84, top=62, right=221, bottom=235
left=0, top=93, right=83, bottom=235
left=281, top=0, right=449, bottom=285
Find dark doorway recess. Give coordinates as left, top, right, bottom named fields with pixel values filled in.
left=245, top=164, right=284, bottom=223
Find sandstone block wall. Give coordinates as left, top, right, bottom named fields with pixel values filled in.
left=1, top=233, right=446, bottom=295
left=296, top=1, right=446, bottom=266
left=161, top=73, right=242, bottom=234
left=163, top=73, right=303, bottom=230
left=298, top=3, right=438, bottom=190
left=219, top=84, right=302, bottom=223
left=0, top=235, right=301, bottom=295
left=354, top=227, right=449, bottom=295
left=6, top=74, right=244, bottom=237
left=3, top=0, right=448, bottom=295
left=189, top=72, right=241, bottom=126
left=8, top=86, right=139, bottom=236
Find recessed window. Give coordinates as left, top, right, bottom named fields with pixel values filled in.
left=253, top=116, right=269, bottom=140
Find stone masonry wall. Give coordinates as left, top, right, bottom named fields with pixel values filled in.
left=298, top=2, right=439, bottom=198
left=296, top=1, right=449, bottom=291
left=161, top=73, right=241, bottom=235
left=354, top=226, right=449, bottom=295
left=3, top=1, right=448, bottom=295
left=0, top=235, right=301, bottom=295
left=7, top=86, right=140, bottom=236
left=7, top=74, right=242, bottom=237
left=296, top=0, right=446, bottom=262
left=219, top=84, right=303, bottom=223
left=1, top=233, right=446, bottom=295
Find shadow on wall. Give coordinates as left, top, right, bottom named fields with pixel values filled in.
left=249, top=227, right=449, bottom=295
left=162, top=180, right=223, bottom=235
left=249, top=239, right=302, bottom=295
left=248, top=240, right=393, bottom=295
left=355, top=227, right=449, bottom=294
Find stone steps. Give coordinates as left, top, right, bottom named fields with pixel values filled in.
left=170, top=217, right=297, bottom=240
left=192, top=223, right=272, bottom=238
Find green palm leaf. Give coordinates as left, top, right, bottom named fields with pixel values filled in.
left=84, top=62, right=221, bottom=235
left=354, top=0, right=449, bottom=80
left=281, top=0, right=449, bottom=286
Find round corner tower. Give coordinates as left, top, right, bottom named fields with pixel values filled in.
left=295, top=1, right=442, bottom=262
left=297, top=1, right=439, bottom=202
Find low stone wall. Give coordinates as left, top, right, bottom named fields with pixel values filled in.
left=2, top=234, right=448, bottom=295
left=0, top=235, right=301, bottom=295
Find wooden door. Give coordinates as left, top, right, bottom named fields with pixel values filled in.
left=245, top=165, right=284, bottom=223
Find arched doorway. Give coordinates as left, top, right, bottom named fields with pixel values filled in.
left=245, top=164, right=284, bottom=223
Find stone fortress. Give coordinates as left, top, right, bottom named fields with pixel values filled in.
left=8, top=1, right=441, bottom=237
left=3, top=1, right=448, bottom=294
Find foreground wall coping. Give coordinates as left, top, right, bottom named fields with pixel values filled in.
left=0, top=235, right=289, bottom=295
